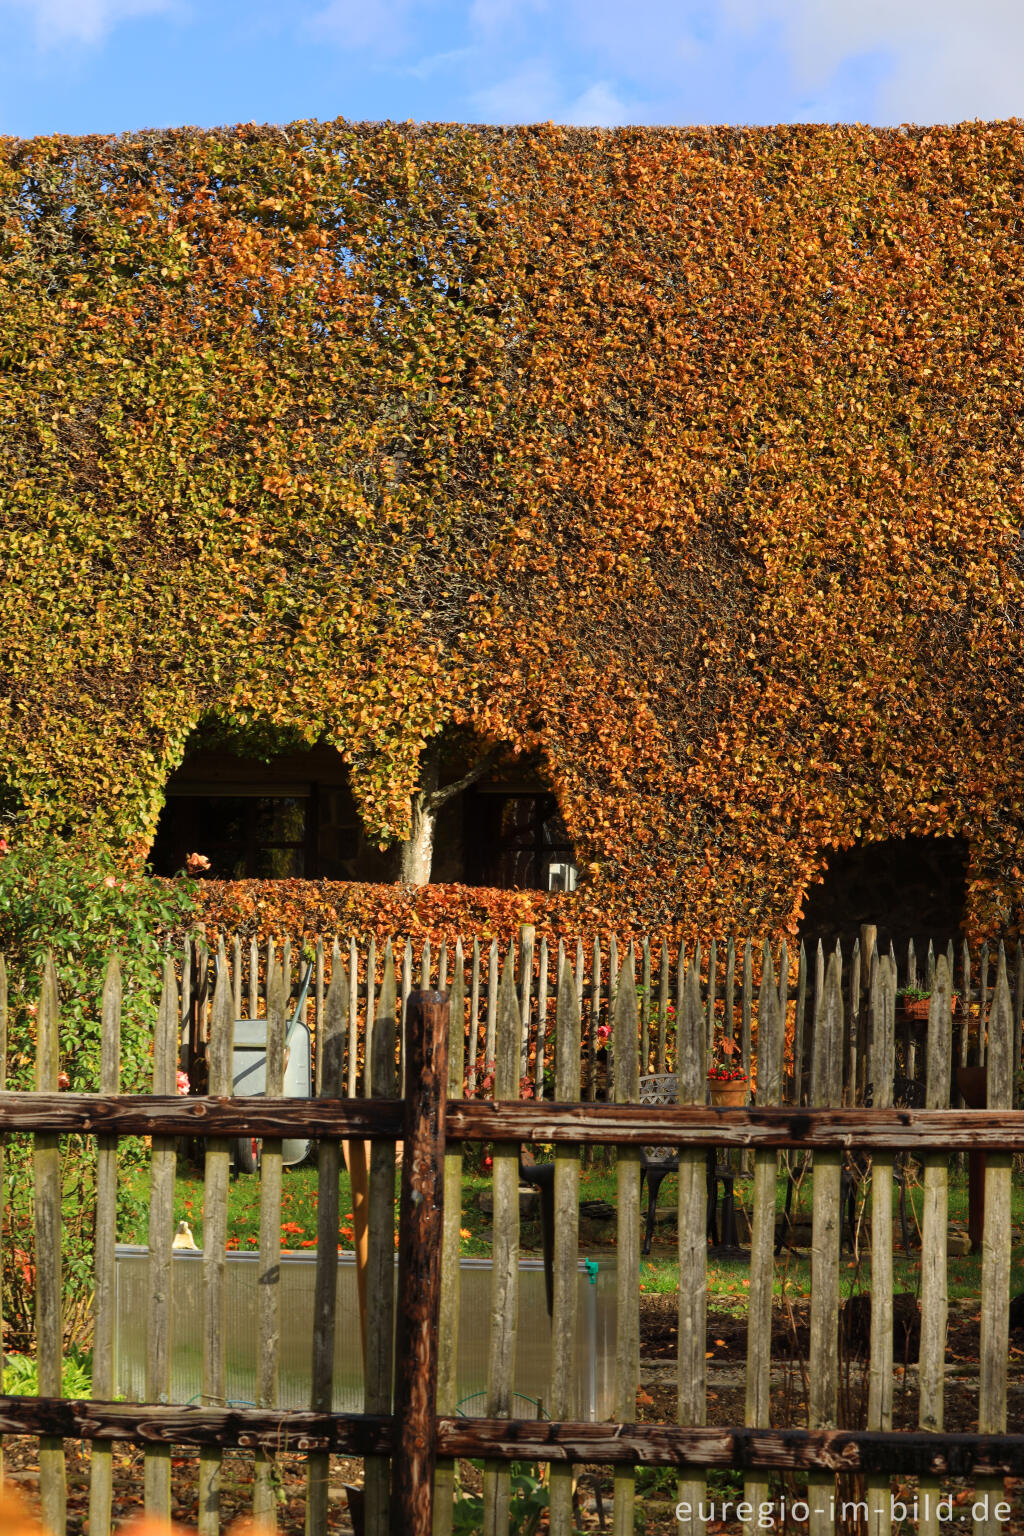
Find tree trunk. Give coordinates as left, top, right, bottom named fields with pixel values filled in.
left=399, top=741, right=441, bottom=886
left=397, top=736, right=507, bottom=886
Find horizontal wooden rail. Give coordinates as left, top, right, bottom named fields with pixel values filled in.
left=438, top=1421, right=1024, bottom=1478
left=0, top=1398, right=392, bottom=1454
left=448, top=1102, right=1024, bottom=1149
left=0, top=1093, right=403, bottom=1138
left=2, top=1095, right=1024, bottom=1149
left=3, top=1399, right=1024, bottom=1478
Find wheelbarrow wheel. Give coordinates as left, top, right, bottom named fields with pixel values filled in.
left=235, top=1136, right=260, bottom=1174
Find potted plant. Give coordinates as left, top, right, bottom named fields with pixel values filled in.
left=899, top=985, right=960, bottom=1022
left=707, top=1042, right=748, bottom=1106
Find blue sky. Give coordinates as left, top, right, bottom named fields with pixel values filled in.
left=2, top=0, right=1023, bottom=139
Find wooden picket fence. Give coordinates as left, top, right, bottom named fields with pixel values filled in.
left=2, top=928, right=1024, bottom=1536
left=177, top=928, right=1024, bottom=1107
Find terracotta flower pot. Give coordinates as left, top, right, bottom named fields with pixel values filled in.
left=708, top=1077, right=747, bottom=1107
left=901, top=997, right=931, bottom=1021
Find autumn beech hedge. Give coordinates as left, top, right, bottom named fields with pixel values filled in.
left=4, top=119, right=1024, bottom=937
left=193, top=879, right=606, bottom=952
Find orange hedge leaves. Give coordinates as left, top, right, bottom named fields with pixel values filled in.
left=4, top=121, right=1024, bottom=938
left=195, top=879, right=615, bottom=952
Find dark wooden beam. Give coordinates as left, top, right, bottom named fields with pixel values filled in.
left=0, top=1093, right=403, bottom=1138
left=391, top=990, right=448, bottom=1536
left=3, top=1095, right=1024, bottom=1152
left=447, top=1102, right=1024, bottom=1150
left=437, top=1420, right=1024, bottom=1477
left=0, top=1398, right=392, bottom=1454
left=4, top=1400, right=1024, bottom=1479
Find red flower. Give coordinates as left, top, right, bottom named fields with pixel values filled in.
left=707, top=1065, right=746, bottom=1082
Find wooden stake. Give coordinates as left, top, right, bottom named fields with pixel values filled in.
left=390, top=986, right=449, bottom=1536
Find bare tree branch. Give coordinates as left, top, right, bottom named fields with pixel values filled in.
left=425, top=744, right=509, bottom=814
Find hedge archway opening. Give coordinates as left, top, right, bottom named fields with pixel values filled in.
left=148, top=721, right=391, bottom=882
left=798, top=835, right=969, bottom=956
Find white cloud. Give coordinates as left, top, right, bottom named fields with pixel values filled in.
left=558, top=79, right=630, bottom=126
left=470, top=57, right=557, bottom=119
left=469, top=0, right=547, bottom=32
left=725, top=0, right=1024, bottom=122
left=561, top=0, right=706, bottom=85
left=1, top=0, right=173, bottom=46
left=407, top=44, right=475, bottom=78
left=309, top=0, right=416, bottom=55
left=465, top=0, right=1024, bottom=124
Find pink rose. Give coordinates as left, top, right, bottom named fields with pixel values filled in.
left=176, top=1070, right=190, bottom=1095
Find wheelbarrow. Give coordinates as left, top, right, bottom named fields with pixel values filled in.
left=230, top=960, right=315, bottom=1173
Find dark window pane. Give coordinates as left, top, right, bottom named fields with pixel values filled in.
left=469, top=792, right=575, bottom=889
left=149, top=794, right=308, bottom=879
left=252, top=844, right=306, bottom=879
left=252, top=797, right=306, bottom=845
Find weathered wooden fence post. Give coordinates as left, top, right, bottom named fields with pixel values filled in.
left=198, top=947, right=234, bottom=1536
left=867, top=950, right=896, bottom=1536
left=744, top=946, right=782, bottom=1535
left=548, top=958, right=582, bottom=1536
left=917, top=952, right=951, bottom=1536
left=612, top=946, right=640, bottom=1536
left=365, top=950, right=399, bottom=1536
left=483, top=955, right=520, bottom=1533
left=306, top=947, right=348, bottom=1536
left=976, top=948, right=1013, bottom=1536
left=35, top=955, right=66, bottom=1535
left=88, top=954, right=122, bottom=1536
left=808, top=950, right=843, bottom=1536
left=434, top=949, right=467, bottom=1535
left=255, top=960, right=286, bottom=1531
left=390, top=987, right=449, bottom=1536
left=677, top=959, right=707, bottom=1536
left=144, top=957, right=179, bottom=1518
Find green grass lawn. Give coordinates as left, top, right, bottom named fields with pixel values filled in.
left=118, top=1151, right=1024, bottom=1308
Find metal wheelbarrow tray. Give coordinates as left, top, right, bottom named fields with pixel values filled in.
left=230, top=960, right=314, bottom=1172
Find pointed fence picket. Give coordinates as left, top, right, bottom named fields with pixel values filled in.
left=611, top=949, right=640, bottom=1536
left=676, top=959, right=707, bottom=1536
left=87, top=957, right=121, bottom=1536
left=253, top=961, right=286, bottom=1530
left=197, top=953, right=233, bottom=1535
left=433, top=948, right=466, bottom=1536
left=744, top=947, right=783, bottom=1533
left=548, top=958, right=582, bottom=1536
left=35, top=957, right=65, bottom=1535
left=482, top=954, right=520, bottom=1535
left=917, top=954, right=952, bottom=1536
left=143, top=957, right=178, bottom=1518
left=364, top=950, right=398, bottom=1536
left=867, top=949, right=897, bottom=1536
